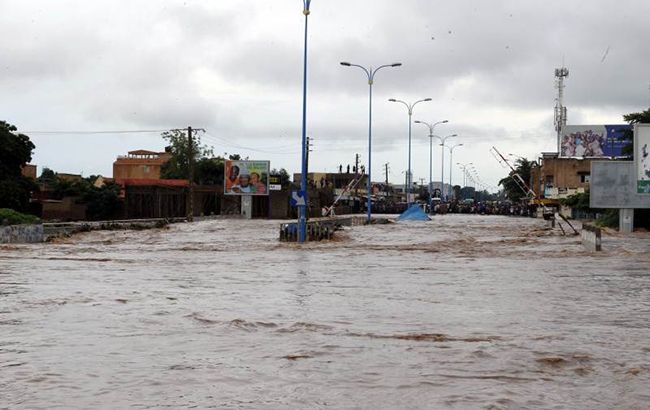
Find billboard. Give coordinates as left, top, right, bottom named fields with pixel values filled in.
left=224, top=160, right=270, bottom=196
left=590, top=161, right=650, bottom=208
left=560, top=125, right=631, bottom=158
left=637, top=124, right=650, bottom=194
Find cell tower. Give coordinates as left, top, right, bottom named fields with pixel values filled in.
left=554, top=67, right=569, bottom=153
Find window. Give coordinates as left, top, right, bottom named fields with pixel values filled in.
left=579, top=173, right=590, bottom=183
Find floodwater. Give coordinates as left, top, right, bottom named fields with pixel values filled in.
left=1, top=215, right=649, bottom=409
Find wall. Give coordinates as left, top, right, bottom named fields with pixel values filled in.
left=42, top=197, right=87, bottom=221
left=0, top=224, right=43, bottom=244
left=113, top=154, right=170, bottom=180
left=535, top=157, right=595, bottom=199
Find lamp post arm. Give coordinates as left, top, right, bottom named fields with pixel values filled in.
left=371, top=63, right=397, bottom=81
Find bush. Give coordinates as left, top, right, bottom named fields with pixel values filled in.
left=595, top=209, right=618, bottom=228
left=0, top=208, right=40, bottom=225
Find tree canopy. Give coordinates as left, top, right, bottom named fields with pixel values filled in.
left=498, top=158, right=533, bottom=203
left=159, top=130, right=247, bottom=185
left=159, top=129, right=214, bottom=180
left=0, top=121, right=37, bottom=212
left=621, top=108, right=650, bottom=157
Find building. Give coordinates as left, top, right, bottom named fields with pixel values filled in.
left=113, top=149, right=172, bottom=181
left=21, top=164, right=37, bottom=179
left=530, top=152, right=613, bottom=200
left=56, top=173, right=82, bottom=182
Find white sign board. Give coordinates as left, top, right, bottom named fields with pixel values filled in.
left=636, top=124, right=650, bottom=193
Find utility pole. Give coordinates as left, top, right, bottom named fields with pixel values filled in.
left=355, top=153, right=360, bottom=175
left=354, top=153, right=360, bottom=200
left=187, top=126, right=194, bottom=222
left=305, top=136, right=311, bottom=176
left=384, top=162, right=389, bottom=185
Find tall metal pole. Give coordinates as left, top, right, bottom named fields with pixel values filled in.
left=440, top=144, right=445, bottom=201
left=447, top=143, right=463, bottom=199
left=414, top=120, right=449, bottom=211
left=449, top=148, right=453, bottom=199
left=407, top=112, right=412, bottom=202
left=187, top=126, right=194, bottom=222
left=429, top=131, right=433, bottom=211
left=367, top=78, right=373, bottom=223
left=341, top=61, right=401, bottom=223
left=388, top=98, right=431, bottom=206
left=298, top=1, right=312, bottom=243
left=434, top=134, right=456, bottom=201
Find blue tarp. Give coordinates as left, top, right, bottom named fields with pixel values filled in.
left=397, top=204, right=431, bottom=221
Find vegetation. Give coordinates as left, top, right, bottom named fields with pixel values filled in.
left=0, top=208, right=40, bottom=225
left=159, top=130, right=251, bottom=185
left=560, top=191, right=590, bottom=210
left=595, top=210, right=619, bottom=228
left=620, top=108, right=650, bottom=157
left=0, top=121, right=38, bottom=213
left=498, top=158, right=533, bottom=202
left=38, top=170, right=122, bottom=220
left=270, top=168, right=291, bottom=188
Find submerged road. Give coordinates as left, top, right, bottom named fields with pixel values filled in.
left=1, top=215, right=649, bottom=409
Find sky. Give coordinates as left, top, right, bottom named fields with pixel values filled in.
left=2, top=0, right=649, bottom=190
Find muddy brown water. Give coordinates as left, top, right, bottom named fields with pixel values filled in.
left=1, top=215, right=649, bottom=409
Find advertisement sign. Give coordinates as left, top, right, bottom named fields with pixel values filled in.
left=268, top=175, right=282, bottom=191
left=637, top=124, right=650, bottom=193
left=224, top=160, right=270, bottom=196
left=560, top=125, right=631, bottom=158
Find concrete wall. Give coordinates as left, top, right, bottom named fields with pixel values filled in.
left=0, top=224, right=44, bottom=244
left=581, top=224, right=602, bottom=251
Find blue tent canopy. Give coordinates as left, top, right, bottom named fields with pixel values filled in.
left=397, top=204, right=431, bottom=221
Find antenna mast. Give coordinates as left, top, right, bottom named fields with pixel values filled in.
left=554, top=66, right=569, bottom=154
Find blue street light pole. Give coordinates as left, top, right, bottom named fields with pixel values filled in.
left=436, top=134, right=457, bottom=201
left=388, top=98, right=431, bottom=207
left=446, top=143, right=463, bottom=199
left=414, top=120, right=448, bottom=212
left=340, top=61, right=401, bottom=223
left=298, top=0, right=312, bottom=243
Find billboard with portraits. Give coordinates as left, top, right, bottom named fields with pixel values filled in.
left=224, top=160, right=270, bottom=196
left=560, top=125, right=631, bottom=158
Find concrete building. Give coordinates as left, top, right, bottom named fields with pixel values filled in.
left=113, top=150, right=171, bottom=181
left=530, top=152, right=610, bottom=199
left=21, top=164, right=37, bottom=179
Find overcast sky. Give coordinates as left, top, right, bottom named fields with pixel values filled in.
left=2, top=0, right=649, bottom=189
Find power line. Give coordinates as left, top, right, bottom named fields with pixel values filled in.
left=23, top=129, right=170, bottom=134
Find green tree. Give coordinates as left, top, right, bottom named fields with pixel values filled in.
left=621, top=108, right=650, bottom=157
left=84, top=182, right=121, bottom=220
left=0, top=121, right=37, bottom=212
left=195, top=157, right=225, bottom=185
left=271, top=168, right=291, bottom=188
left=498, top=158, right=533, bottom=202
left=160, top=129, right=213, bottom=180
left=38, top=167, right=57, bottom=185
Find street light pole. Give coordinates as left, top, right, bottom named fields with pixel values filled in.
left=388, top=98, right=431, bottom=207
left=298, top=0, right=312, bottom=243
left=436, top=134, right=457, bottom=201
left=414, top=120, right=448, bottom=213
left=446, top=143, right=463, bottom=199
left=457, top=162, right=473, bottom=198
left=341, top=61, right=401, bottom=223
